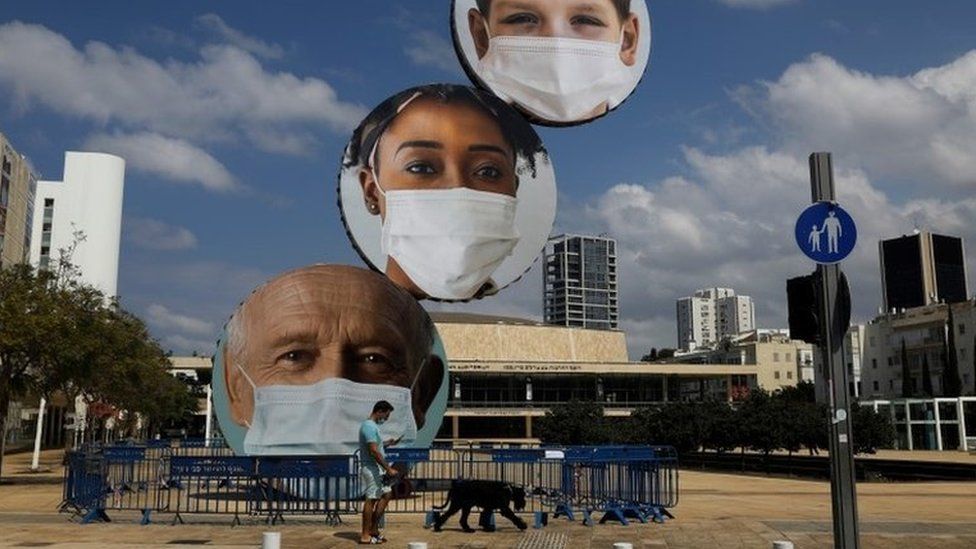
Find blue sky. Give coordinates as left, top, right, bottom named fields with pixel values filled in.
left=1, top=0, right=975, bottom=358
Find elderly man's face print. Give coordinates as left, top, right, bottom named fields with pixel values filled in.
left=222, top=265, right=444, bottom=455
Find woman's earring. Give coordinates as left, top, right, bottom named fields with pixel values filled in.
left=367, top=202, right=379, bottom=213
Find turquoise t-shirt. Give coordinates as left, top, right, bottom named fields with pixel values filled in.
left=359, top=419, right=384, bottom=469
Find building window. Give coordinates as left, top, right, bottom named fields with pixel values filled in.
left=873, top=381, right=879, bottom=391
left=785, top=353, right=791, bottom=362
left=889, top=380, right=894, bottom=389
left=887, top=357, right=893, bottom=366
left=787, top=371, right=793, bottom=380
left=872, top=358, right=877, bottom=369
left=774, top=371, right=781, bottom=380
left=773, top=352, right=780, bottom=362
left=959, top=324, right=966, bottom=335
left=869, top=336, right=876, bottom=347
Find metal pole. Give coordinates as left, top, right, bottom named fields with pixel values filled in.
left=809, top=152, right=859, bottom=548
left=30, top=397, right=47, bottom=471
left=204, top=385, right=213, bottom=447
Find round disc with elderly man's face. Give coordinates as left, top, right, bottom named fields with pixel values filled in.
left=451, top=0, right=652, bottom=126
left=212, top=264, right=450, bottom=456
left=337, top=83, right=556, bottom=302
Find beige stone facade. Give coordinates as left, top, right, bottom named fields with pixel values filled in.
left=0, top=132, right=36, bottom=268
left=432, top=312, right=629, bottom=363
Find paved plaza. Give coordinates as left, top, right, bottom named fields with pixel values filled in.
left=2, top=450, right=975, bottom=548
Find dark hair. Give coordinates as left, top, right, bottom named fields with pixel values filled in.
left=373, top=401, right=394, bottom=413
left=343, top=83, right=548, bottom=178
left=475, top=0, right=632, bottom=21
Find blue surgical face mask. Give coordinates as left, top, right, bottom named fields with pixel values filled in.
left=237, top=362, right=424, bottom=455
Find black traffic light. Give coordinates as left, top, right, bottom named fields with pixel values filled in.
left=787, top=269, right=852, bottom=350
left=787, top=272, right=821, bottom=344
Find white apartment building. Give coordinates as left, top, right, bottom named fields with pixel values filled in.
left=28, top=152, right=125, bottom=297
left=676, top=287, right=755, bottom=351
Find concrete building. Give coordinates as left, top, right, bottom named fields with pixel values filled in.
left=860, top=300, right=976, bottom=400
left=671, top=329, right=812, bottom=394
left=880, top=231, right=968, bottom=312
left=676, top=287, right=755, bottom=351
left=28, top=152, right=125, bottom=296
left=0, top=131, right=37, bottom=268
left=543, top=234, right=618, bottom=330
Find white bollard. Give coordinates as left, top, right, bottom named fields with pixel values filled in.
left=613, top=544, right=634, bottom=549
left=262, top=532, right=281, bottom=549
left=407, top=543, right=428, bottom=549
left=772, top=542, right=794, bottom=549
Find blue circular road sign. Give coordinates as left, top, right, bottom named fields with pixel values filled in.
left=794, top=202, right=857, bottom=264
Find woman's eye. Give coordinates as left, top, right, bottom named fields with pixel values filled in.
left=475, top=165, right=503, bottom=179
left=501, top=13, right=539, bottom=25
left=358, top=352, right=395, bottom=370
left=406, top=162, right=436, bottom=175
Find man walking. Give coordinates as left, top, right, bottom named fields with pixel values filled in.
left=360, top=401, right=401, bottom=544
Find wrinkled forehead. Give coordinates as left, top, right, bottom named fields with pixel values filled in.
left=239, top=267, right=428, bottom=345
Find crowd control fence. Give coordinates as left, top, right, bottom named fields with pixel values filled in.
left=60, top=440, right=677, bottom=528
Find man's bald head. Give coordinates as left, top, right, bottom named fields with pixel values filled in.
left=222, top=264, right=442, bottom=429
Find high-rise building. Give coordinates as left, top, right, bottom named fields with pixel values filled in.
left=880, top=231, right=968, bottom=312
left=676, top=287, right=755, bottom=351
left=543, top=234, right=618, bottom=330
left=0, top=131, right=37, bottom=268
left=28, top=152, right=125, bottom=297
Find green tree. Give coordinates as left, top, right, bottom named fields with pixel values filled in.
left=737, top=389, right=782, bottom=456
left=942, top=307, right=963, bottom=397
left=921, top=354, right=934, bottom=396
left=851, top=403, right=895, bottom=454
left=535, top=400, right=610, bottom=445
left=900, top=339, right=912, bottom=397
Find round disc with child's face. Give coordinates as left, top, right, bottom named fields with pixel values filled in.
left=451, top=0, right=653, bottom=126
left=337, top=84, right=556, bottom=302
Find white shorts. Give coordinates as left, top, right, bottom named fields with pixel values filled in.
left=360, top=466, right=392, bottom=500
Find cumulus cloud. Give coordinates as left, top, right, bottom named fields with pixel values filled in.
left=85, top=132, right=239, bottom=192
left=0, top=21, right=366, bottom=157
left=146, top=303, right=216, bottom=337
left=741, top=51, right=976, bottom=190
left=717, top=0, right=798, bottom=9
left=125, top=217, right=198, bottom=251
left=583, top=146, right=976, bottom=357
left=195, top=13, right=284, bottom=60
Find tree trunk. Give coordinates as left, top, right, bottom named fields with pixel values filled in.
left=0, top=388, right=11, bottom=483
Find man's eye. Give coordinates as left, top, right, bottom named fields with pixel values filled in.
left=571, top=16, right=606, bottom=27
left=406, top=162, right=436, bottom=175
left=501, top=13, right=539, bottom=25
left=277, top=350, right=315, bottom=366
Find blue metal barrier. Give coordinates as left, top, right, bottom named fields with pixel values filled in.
left=60, top=443, right=678, bottom=529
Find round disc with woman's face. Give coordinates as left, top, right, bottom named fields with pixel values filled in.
left=451, top=0, right=652, bottom=126
left=338, top=84, right=556, bottom=302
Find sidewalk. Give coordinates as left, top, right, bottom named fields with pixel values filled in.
left=1, top=450, right=974, bottom=547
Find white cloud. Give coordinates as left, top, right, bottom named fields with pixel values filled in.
left=125, top=217, right=198, bottom=251
left=743, top=51, right=976, bottom=190
left=0, top=21, right=366, bottom=156
left=580, top=146, right=976, bottom=357
left=85, top=132, right=239, bottom=192
left=717, top=0, right=798, bottom=9
left=195, top=13, right=284, bottom=60
left=146, top=303, right=215, bottom=337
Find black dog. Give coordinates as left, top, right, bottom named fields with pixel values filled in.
left=432, top=480, right=528, bottom=532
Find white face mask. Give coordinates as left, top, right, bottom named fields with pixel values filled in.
left=238, top=364, right=421, bottom=456
left=476, top=29, right=633, bottom=122
left=370, top=151, right=520, bottom=299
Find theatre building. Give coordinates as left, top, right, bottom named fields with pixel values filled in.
left=430, top=313, right=758, bottom=444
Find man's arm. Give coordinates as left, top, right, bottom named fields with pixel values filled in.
left=368, top=442, right=397, bottom=476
